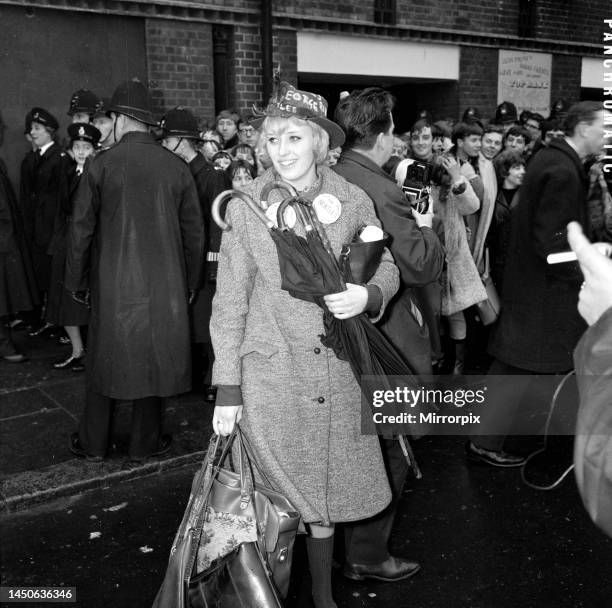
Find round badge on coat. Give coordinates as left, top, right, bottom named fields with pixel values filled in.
left=313, top=194, right=342, bottom=224
left=265, top=202, right=297, bottom=228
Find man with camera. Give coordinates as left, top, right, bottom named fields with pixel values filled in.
left=333, top=87, right=444, bottom=583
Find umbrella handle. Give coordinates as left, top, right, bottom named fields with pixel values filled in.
left=260, top=180, right=298, bottom=210
left=212, top=189, right=275, bottom=231
left=277, top=196, right=315, bottom=232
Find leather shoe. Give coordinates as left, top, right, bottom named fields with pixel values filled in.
left=53, top=353, right=85, bottom=372
left=3, top=352, right=27, bottom=363
left=465, top=440, right=525, bottom=468
left=28, top=323, right=57, bottom=338
left=344, top=556, right=421, bottom=582
left=69, top=432, right=104, bottom=462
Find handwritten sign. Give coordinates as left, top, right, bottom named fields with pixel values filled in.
left=498, top=50, right=552, bottom=116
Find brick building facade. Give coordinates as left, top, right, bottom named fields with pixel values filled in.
left=0, top=0, right=606, bottom=181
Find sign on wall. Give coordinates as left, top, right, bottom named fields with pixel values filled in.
left=498, top=50, right=552, bottom=116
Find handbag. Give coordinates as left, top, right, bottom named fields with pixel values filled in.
left=475, top=248, right=500, bottom=326
left=152, top=427, right=300, bottom=608
left=339, top=230, right=390, bottom=284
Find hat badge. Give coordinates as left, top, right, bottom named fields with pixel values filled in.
left=78, top=126, right=85, bottom=136
left=500, top=107, right=507, bottom=115
left=33, top=111, right=40, bottom=120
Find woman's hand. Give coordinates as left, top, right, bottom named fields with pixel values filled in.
left=323, top=283, right=368, bottom=319
left=212, top=405, right=243, bottom=436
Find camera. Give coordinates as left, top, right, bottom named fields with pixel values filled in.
left=402, top=160, right=433, bottom=214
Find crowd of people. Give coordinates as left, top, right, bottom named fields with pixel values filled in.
left=0, top=75, right=610, bottom=606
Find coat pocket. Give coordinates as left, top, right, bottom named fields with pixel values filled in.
left=238, top=340, right=280, bottom=359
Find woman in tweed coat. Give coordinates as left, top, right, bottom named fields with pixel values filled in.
left=210, top=83, right=398, bottom=608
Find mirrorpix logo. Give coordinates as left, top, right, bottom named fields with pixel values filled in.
left=605, top=18, right=612, bottom=173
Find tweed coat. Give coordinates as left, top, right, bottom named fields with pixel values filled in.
left=489, top=138, right=588, bottom=372
left=210, top=166, right=398, bottom=525
left=65, top=132, right=205, bottom=399
left=434, top=177, right=487, bottom=316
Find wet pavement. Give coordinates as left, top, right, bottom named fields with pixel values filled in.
left=1, top=327, right=612, bottom=607
left=0, top=327, right=212, bottom=512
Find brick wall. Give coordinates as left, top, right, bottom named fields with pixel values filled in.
left=145, top=19, right=215, bottom=122
left=458, top=46, right=499, bottom=120
left=227, top=24, right=263, bottom=114
left=275, top=0, right=602, bottom=45
left=550, top=54, right=582, bottom=108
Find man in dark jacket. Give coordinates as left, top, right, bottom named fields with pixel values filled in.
left=467, top=101, right=607, bottom=467
left=160, top=107, right=231, bottom=393
left=333, top=87, right=444, bottom=583
left=66, top=80, right=204, bottom=462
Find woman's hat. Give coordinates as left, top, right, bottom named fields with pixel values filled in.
left=105, top=78, right=157, bottom=126
left=30, top=107, right=59, bottom=130
left=67, top=122, right=101, bottom=147
left=159, top=107, right=201, bottom=139
left=251, top=81, right=345, bottom=149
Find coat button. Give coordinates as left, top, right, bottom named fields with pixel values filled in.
left=317, top=397, right=325, bottom=403
left=314, top=347, right=321, bottom=354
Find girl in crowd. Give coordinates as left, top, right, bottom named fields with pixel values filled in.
left=231, top=143, right=257, bottom=168
left=46, top=123, right=101, bottom=371
left=210, top=82, right=398, bottom=608
left=228, top=159, right=256, bottom=193
left=488, top=150, right=525, bottom=293
left=211, top=150, right=232, bottom=171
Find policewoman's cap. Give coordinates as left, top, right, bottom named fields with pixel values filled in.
left=250, top=80, right=345, bottom=149
left=67, top=89, right=100, bottom=117
left=106, top=78, right=157, bottom=126
left=494, top=101, right=518, bottom=125
left=159, top=107, right=201, bottom=139
left=30, top=107, right=59, bottom=130
left=67, top=122, right=101, bottom=147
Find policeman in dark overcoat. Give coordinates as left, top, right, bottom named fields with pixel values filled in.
left=159, top=107, right=230, bottom=391
left=66, top=80, right=205, bottom=461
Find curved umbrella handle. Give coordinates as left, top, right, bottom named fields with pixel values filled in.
left=277, top=196, right=314, bottom=232
left=259, top=180, right=298, bottom=210
left=211, top=189, right=275, bottom=231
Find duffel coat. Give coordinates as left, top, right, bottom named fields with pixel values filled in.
left=66, top=132, right=205, bottom=399
left=210, top=166, right=398, bottom=525
left=489, top=138, right=588, bottom=372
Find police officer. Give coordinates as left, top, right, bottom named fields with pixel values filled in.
left=20, top=107, right=71, bottom=335
left=159, top=107, right=231, bottom=395
left=66, top=80, right=204, bottom=462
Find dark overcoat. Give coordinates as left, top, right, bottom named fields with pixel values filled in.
left=489, top=138, right=589, bottom=372
left=65, top=132, right=205, bottom=399
left=189, top=154, right=230, bottom=344
left=211, top=166, right=398, bottom=525
left=334, top=150, right=445, bottom=374
left=0, top=159, right=38, bottom=316
left=46, top=165, right=89, bottom=326
left=19, top=143, right=71, bottom=290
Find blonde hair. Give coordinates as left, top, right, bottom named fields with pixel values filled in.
left=256, top=115, right=330, bottom=166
